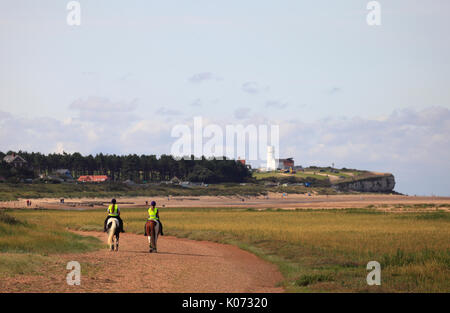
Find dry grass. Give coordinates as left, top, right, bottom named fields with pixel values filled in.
left=0, top=210, right=102, bottom=279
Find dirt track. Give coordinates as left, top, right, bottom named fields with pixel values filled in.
left=1, top=231, right=283, bottom=293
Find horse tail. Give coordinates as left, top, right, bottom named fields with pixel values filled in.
left=107, top=220, right=117, bottom=246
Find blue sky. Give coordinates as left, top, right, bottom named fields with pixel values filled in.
left=0, top=0, right=449, bottom=196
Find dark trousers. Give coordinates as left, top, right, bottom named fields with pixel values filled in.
left=104, top=216, right=124, bottom=232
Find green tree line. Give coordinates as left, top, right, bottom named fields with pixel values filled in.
left=0, top=151, right=251, bottom=184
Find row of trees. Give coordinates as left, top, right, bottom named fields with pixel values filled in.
left=0, top=151, right=252, bottom=184
left=0, top=161, right=34, bottom=182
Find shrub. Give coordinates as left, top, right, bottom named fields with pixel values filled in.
left=0, top=211, right=22, bottom=225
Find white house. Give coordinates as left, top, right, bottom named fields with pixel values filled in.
left=3, top=153, right=27, bottom=168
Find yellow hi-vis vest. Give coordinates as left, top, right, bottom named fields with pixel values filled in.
left=108, top=204, right=119, bottom=217
left=148, top=207, right=158, bottom=221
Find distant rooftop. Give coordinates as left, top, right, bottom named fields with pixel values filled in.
left=3, top=153, right=27, bottom=164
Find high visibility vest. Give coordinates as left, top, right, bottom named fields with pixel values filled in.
left=148, top=207, right=159, bottom=221
left=108, top=204, right=119, bottom=217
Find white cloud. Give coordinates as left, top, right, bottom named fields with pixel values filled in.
left=265, top=100, right=288, bottom=109
left=70, top=97, right=138, bottom=112
left=189, top=99, right=203, bottom=107
left=273, top=106, right=450, bottom=195
left=156, top=107, right=182, bottom=116
left=68, top=97, right=140, bottom=130
left=188, top=72, right=223, bottom=83
left=0, top=111, right=12, bottom=120
left=234, top=107, right=251, bottom=120
left=189, top=98, right=220, bottom=107
left=241, top=82, right=269, bottom=94
left=326, top=87, right=342, bottom=95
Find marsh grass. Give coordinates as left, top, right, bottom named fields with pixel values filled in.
left=0, top=210, right=24, bottom=225
left=0, top=253, right=51, bottom=277
left=415, top=212, right=450, bottom=220
left=6, top=207, right=450, bottom=292
left=0, top=210, right=102, bottom=278
left=295, top=273, right=335, bottom=286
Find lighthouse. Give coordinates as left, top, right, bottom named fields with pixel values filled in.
left=266, top=146, right=277, bottom=171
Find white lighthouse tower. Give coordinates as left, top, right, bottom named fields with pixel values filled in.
left=266, top=145, right=277, bottom=171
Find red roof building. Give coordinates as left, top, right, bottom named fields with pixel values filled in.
left=77, top=175, right=109, bottom=182
left=278, top=158, right=294, bottom=170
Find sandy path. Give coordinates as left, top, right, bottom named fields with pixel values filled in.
left=0, top=231, right=283, bottom=293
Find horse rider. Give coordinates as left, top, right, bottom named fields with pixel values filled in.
left=104, top=198, right=125, bottom=233
left=148, top=200, right=163, bottom=235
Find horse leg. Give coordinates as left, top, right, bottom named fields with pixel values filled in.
left=146, top=222, right=152, bottom=252
left=115, top=232, right=119, bottom=251
left=150, top=221, right=156, bottom=252
left=153, top=222, right=160, bottom=252
left=108, top=230, right=114, bottom=251
left=107, top=221, right=117, bottom=251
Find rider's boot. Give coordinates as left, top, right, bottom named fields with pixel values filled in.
left=119, top=220, right=125, bottom=233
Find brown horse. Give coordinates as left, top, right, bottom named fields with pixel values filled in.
left=145, top=220, right=160, bottom=253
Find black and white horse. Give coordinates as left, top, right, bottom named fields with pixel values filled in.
left=106, top=218, right=120, bottom=251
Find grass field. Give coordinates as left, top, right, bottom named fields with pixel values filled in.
left=253, top=169, right=367, bottom=181
left=253, top=171, right=329, bottom=181
left=5, top=207, right=449, bottom=292
left=0, top=210, right=102, bottom=278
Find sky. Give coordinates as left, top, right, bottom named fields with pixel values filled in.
left=0, top=0, right=449, bottom=196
